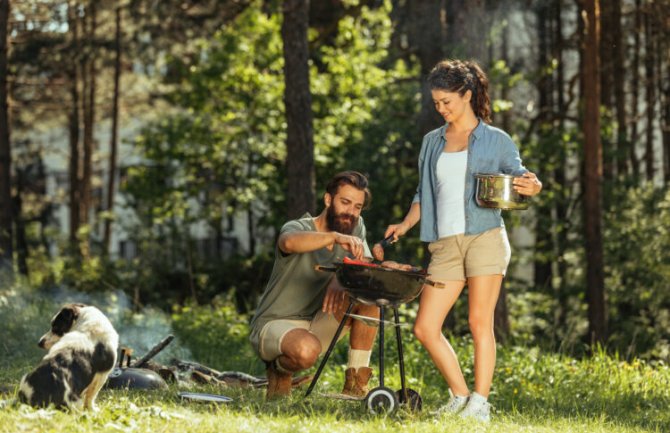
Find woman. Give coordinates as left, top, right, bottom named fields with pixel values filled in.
left=384, top=59, right=542, bottom=422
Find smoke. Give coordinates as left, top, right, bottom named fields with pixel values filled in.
left=0, top=283, right=192, bottom=367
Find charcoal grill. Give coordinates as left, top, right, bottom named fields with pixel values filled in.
left=304, top=258, right=445, bottom=414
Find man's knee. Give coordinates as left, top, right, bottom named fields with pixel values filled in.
left=282, top=331, right=322, bottom=370
left=292, top=339, right=321, bottom=369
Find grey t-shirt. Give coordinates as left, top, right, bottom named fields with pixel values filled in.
left=249, top=213, right=371, bottom=351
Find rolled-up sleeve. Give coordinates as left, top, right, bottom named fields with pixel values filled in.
left=412, top=137, right=430, bottom=204
left=499, top=134, right=527, bottom=176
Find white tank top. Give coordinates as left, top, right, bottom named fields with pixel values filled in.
left=435, top=151, right=467, bottom=237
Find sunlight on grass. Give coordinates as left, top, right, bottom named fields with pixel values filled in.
left=1, top=289, right=668, bottom=433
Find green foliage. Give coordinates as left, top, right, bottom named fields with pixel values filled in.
left=2, top=299, right=668, bottom=432
left=124, top=6, right=286, bottom=233
left=120, top=0, right=424, bottom=311
left=604, top=186, right=670, bottom=360
left=170, top=299, right=263, bottom=373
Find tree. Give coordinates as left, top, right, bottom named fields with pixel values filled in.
left=0, top=0, right=11, bottom=270
left=579, top=0, right=607, bottom=344
left=282, top=0, right=315, bottom=219
left=406, top=0, right=446, bottom=136
left=104, top=6, right=122, bottom=254
left=67, top=0, right=81, bottom=250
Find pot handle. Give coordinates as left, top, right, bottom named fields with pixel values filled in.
left=314, top=265, right=337, bottom=272
left=425, top=279, right=446, bottom=289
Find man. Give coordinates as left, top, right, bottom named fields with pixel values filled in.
left=250, top=171, right=379, bottom=399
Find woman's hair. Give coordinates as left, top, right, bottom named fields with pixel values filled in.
left=325, top=170, right=371, bottom=208
left=427, top=59, right=491, bottom=123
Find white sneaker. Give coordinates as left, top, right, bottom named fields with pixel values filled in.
left=434, top=390, right=468, bottom=415
left=459, top=393, right=491, bottom=423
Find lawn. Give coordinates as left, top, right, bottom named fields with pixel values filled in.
left=1, top=290, right=668, bottom=433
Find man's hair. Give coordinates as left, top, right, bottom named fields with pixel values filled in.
left=324, top=171, right=371, bottom=208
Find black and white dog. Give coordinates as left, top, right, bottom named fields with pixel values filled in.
left=18, top=303, right=119, bottom=410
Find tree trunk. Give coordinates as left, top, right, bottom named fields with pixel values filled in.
left=12, top=169, right=28, bottom=276
left=599, top=0, right=614, bottom=181
left=408, top=0, right=446, bottom=135
left=629, top=0, right=642, bottom=182
left=534, top=1, right=553, bottom=292
left=0, top=0, right=11, bottom=270
left=68, top=0, right=81, bottom=250
left=104, top=6, right=122, bottom=254
left=663, top=39, right=670, bottom=185
left=282, top=0, right=315, bottom=219
left=580, top=0, right=607, bottom=344
left=643, top=9, right=655, bottom=181
left=493, top=23, right=511, bottom=341
left=612, top=0, right=628, bottom=177
left=554, top=0, right=570, bottom=330
left=80, top=1, right=96, bottom=256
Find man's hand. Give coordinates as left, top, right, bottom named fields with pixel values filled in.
left=333, top=233, right=364, bottom=260
left=322, top=284, right=348, bottom=315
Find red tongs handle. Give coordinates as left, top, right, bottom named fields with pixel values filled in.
left=342, top=256, right=378, bottom=267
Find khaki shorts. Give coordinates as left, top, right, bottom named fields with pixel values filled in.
left=427, top=227, right=511, bottom=282
left=257, top=310, right=349, bottom=362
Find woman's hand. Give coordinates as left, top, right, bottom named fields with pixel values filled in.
left=513, top=171, right=543, bottom=196
left=384, top=221, right=411, bottom=242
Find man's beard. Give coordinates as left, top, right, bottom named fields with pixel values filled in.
left=326, top=206, right=357, bottom=235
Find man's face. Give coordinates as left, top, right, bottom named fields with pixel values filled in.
left=325, top=184, right=366, bottom=234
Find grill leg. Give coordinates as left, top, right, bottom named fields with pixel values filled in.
left=393, top=307, right=408, bottom=403
left=304, top=302, right=354, bottom=397
left=378, top=305, right=385, bottom=388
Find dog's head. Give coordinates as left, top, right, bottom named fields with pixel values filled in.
left=38, top=303, right=87, bottom=350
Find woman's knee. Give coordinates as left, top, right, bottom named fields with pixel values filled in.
left=468, top=315, right=494, bottom=340
left=413, top=322, right=440, bottom=345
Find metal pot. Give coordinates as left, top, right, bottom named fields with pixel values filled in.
left=105, top=367, right=168, bottom=390
left=474, top=173, right=529, bottom=210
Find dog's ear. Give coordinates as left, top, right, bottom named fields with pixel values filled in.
left=63, top=303, right=83, bottom=318
left=52, top=305, right=81, bottom=335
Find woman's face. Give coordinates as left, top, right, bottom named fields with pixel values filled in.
left=431, top=89, right=472, bottom=123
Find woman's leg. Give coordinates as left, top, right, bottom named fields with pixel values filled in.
left=466, top=274, right=503, bottom=397
left=413, top=281, right=468, bottom=396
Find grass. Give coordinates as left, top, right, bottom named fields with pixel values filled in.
left=1, top=290, right=669, bottom=432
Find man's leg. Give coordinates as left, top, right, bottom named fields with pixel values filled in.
left=338, top=303, right=379, bottom=397
left=260, top=320, right=319, bottom=399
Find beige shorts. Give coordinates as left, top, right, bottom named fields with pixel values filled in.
left=257, top=310, right=349, bottom=362
left=427, top=227, right=511, bottom=282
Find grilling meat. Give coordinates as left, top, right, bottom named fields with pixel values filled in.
left=380, top=260, right=414, bottom=272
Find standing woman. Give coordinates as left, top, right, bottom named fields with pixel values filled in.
left=384, top=59, right=542, bottom=422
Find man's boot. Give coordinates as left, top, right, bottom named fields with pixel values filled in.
left=341, top=367, right=373, bottom=398
left=266, top=360, right=293, bottom=399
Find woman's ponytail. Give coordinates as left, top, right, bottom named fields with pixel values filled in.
left=465, top=61, right=491, bottom=123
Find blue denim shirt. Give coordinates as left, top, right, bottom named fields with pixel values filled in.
left=412, top=120, right=528, bottom=242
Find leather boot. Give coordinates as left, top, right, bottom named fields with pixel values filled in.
left=341, top=367, right=373, bottom=398
left=266, top=360, right=292, bottom=399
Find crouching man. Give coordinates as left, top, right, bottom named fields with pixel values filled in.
left=249, top=171, right=379, bottom=399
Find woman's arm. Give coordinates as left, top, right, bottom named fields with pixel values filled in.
left=384, top=201, right=421, bottom=241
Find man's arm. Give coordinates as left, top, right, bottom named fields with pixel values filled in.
left=278, top=231, right=365, bottom=259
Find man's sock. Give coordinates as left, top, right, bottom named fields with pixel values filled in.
left=347, top=348, right=372, bottom=370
